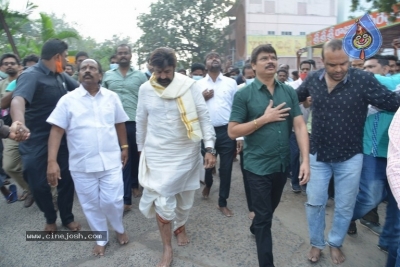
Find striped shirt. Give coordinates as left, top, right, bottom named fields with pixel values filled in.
left=387, top=107, right=400, bottom=209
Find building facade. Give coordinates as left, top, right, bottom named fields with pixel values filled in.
left=228, top=0, right=338, bottom=70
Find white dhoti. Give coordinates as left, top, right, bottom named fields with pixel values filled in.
left=139, top=189, right=195, bottom=231
left=136, top=74, right=216, bottom=232
left=71, top=167, right=124, bottom=246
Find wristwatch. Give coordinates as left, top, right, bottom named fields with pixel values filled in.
left=205, top=147, right=216, bottom=156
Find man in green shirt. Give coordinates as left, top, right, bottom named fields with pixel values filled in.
left=102, top=44, right=147, bottom=211
left=228, top=44, right=310, bottom=267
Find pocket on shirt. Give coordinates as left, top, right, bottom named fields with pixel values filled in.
left=103, top=107, right=114, bottom=125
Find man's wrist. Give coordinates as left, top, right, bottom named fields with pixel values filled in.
left=205, top=147, right=216, bottom=156
left=257, top=116, right=268, bottom=126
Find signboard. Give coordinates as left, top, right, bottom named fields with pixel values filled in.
left=67, top=56, right=76, bottom=64
left=307, top=11, right=400, bottom=47
left=247, top=36, right=306, bottom=57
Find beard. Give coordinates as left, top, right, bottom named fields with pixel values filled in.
left=118, top=58, right=131, bottom=67
left=6, top=69, right=17, bottom=76
left=157, top=78, right=172, bottom=87
left=209, top=64, right=221, bottom=72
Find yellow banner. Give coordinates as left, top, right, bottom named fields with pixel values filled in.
left=67, top=56, right=76, bottom=64
left=247, top=36, right=306, bottom=57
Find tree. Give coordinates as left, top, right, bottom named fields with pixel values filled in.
left=134, top=0, right=234, bottom=67
left=0, top=0, right=37, bottom=58
left=82, top=34, right=133, bottom=70
left=351, top=0, right=400, bottom=20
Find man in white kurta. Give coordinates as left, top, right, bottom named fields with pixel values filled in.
left=136, top=47, right=216, bottom=267
left=46, top=59, right=130, bottom=256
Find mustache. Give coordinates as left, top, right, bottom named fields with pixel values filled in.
left=157, top=78, right=171, bottom=83
left=83, top=73, right=93, bottom=78
left=265, top=64, right=275, bottom=69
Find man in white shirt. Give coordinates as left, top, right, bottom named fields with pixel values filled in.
left=197, top=52, right=238, bottom=217
left=46, top=59, right=130, bottom=256
left=136, top=47, right=216, bottom=267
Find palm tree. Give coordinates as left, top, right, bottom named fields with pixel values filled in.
left=39, top=12, right=80, bottom=43
left=0, top=0, right=37, bottom=58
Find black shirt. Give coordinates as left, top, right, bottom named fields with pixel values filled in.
left=297, top=68, right=400, bottom=163
left=13, top=61, right=78, bottom=156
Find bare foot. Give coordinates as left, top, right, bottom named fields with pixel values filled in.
left=330, top=246, right=345, bottom=264
left=132, top=188, right=142, bottom=198
left=248, top=211, right=255, bottom=220
left=124, top=204, right=132, bottom=212
left=116, top=232, right=129, bottom=245
left=64, top=221, right=81, bottom=231
left=157, top=245, right=173, bottom=267
left=174, top=226, right=189, bottom=246
left=44, top=223, right=57, bottom=233
left=92, top=244, right=106, bottom=256
left=218, top=206, right=233, bottom=217
left=308, top=246, right=321, bottom=263
left=202, top=186, right=210, bottom=198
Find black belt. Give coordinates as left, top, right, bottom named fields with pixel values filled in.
left=214, top=124, right=228, bottom=129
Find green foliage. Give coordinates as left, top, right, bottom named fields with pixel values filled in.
left=134, top=0, right=234, bottom=68
left=0, top=3, right=137, bottom=71
left=351, top=0, right=399, bottom=21
left=39, top=13, right=79, bottom=42
left=0, top=0, right=37, bottom=56
left=76, top=35, right=134, bottom=71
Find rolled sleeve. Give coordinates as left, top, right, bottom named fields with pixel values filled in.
left=295, top=79, right=310, bottom=103
left=289, top=88, right=303, bottom=118
left=12, top=72, right=38, bottom=105
left=229, top=91, right=247, bottom=123
left=46, top=96, right=69, bottom=129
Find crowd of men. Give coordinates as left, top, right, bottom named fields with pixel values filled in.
left=1, top=37, right=400, bottom=267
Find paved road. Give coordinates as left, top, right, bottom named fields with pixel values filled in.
left=0, top=160, right=388, bottom=267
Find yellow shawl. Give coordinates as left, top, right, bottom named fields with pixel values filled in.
left=149, top=72, right=203, bottom=142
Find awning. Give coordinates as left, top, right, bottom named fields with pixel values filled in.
left=306, top=11, right=400, bottom=49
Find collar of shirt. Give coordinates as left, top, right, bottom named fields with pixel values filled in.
left=252, top=77, right=282, bottom=91
left=38, top=60, right=55, bottom=76
left=204, top=72, right=224, bottom=82
left=317, top=69, right=350, bottom=84
left=113, top=66, right=136, bottom=76
left=76, top=84, right=104, bottom=97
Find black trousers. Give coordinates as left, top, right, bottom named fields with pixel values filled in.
left=247, top=170, right=287, bottom=267
left=123, top=121, right=140, bottom=205
left=203, top=125, right=236, bottom=207
left=240, top=151, right=253, bottom=212
left=21, top=146, right=74, bottom=225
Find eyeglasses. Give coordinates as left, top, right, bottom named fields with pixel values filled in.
left=2, top=62, right=17, bottom=66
